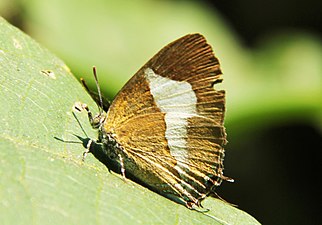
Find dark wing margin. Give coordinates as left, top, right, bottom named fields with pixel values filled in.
left=145, top=33, right=225, bottom=124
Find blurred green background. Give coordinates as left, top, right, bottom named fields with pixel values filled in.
left=1, top=0, right=321, bottom=224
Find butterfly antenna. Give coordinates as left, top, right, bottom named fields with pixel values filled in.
left=92, top=66, right=104, bottom=113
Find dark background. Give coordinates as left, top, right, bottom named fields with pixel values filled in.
left=207, top=0, right=322, bottom=47
left=209, top=1, right=322, bottom=224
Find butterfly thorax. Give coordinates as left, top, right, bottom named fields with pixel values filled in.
left=89, top=111, right=123, bottom=160
left=98, top=130, right=123, bottom=161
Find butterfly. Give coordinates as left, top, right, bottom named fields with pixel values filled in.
left=76, top=33, right=233, bottom=209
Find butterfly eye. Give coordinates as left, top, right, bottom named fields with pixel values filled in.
left=90, top=114, right=104, bottom=129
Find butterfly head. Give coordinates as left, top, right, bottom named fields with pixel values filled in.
left=90, top=111, right=106, bottom=129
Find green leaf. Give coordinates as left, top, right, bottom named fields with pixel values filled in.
left=0, top=17, right=260, bottom=225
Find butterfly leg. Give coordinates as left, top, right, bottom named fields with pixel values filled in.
left=118, top=153, right=126, bottom=179
left=73, top=101, right=92, bottom=121
left=82, top=139, right=93, bottom=161
left=72, top=102, right=100, bottom=129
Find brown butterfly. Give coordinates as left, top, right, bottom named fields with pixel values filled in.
left=76, top=33, right=233, bottom=209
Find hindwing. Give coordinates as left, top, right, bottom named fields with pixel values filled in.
left=102, top=33, right=228, bottom=207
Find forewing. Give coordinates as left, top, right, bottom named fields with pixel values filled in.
left=104, top=33, right=227, bottom=204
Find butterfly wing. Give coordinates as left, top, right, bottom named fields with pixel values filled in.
left=103, top=33, right=227, bottom=206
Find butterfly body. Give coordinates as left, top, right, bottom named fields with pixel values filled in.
left=82, top=33, right=232, bottom=209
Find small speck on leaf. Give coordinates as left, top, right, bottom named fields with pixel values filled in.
left=41, top=70, right=56, bottom=79
left=13, top=38, right=22, bottom=49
